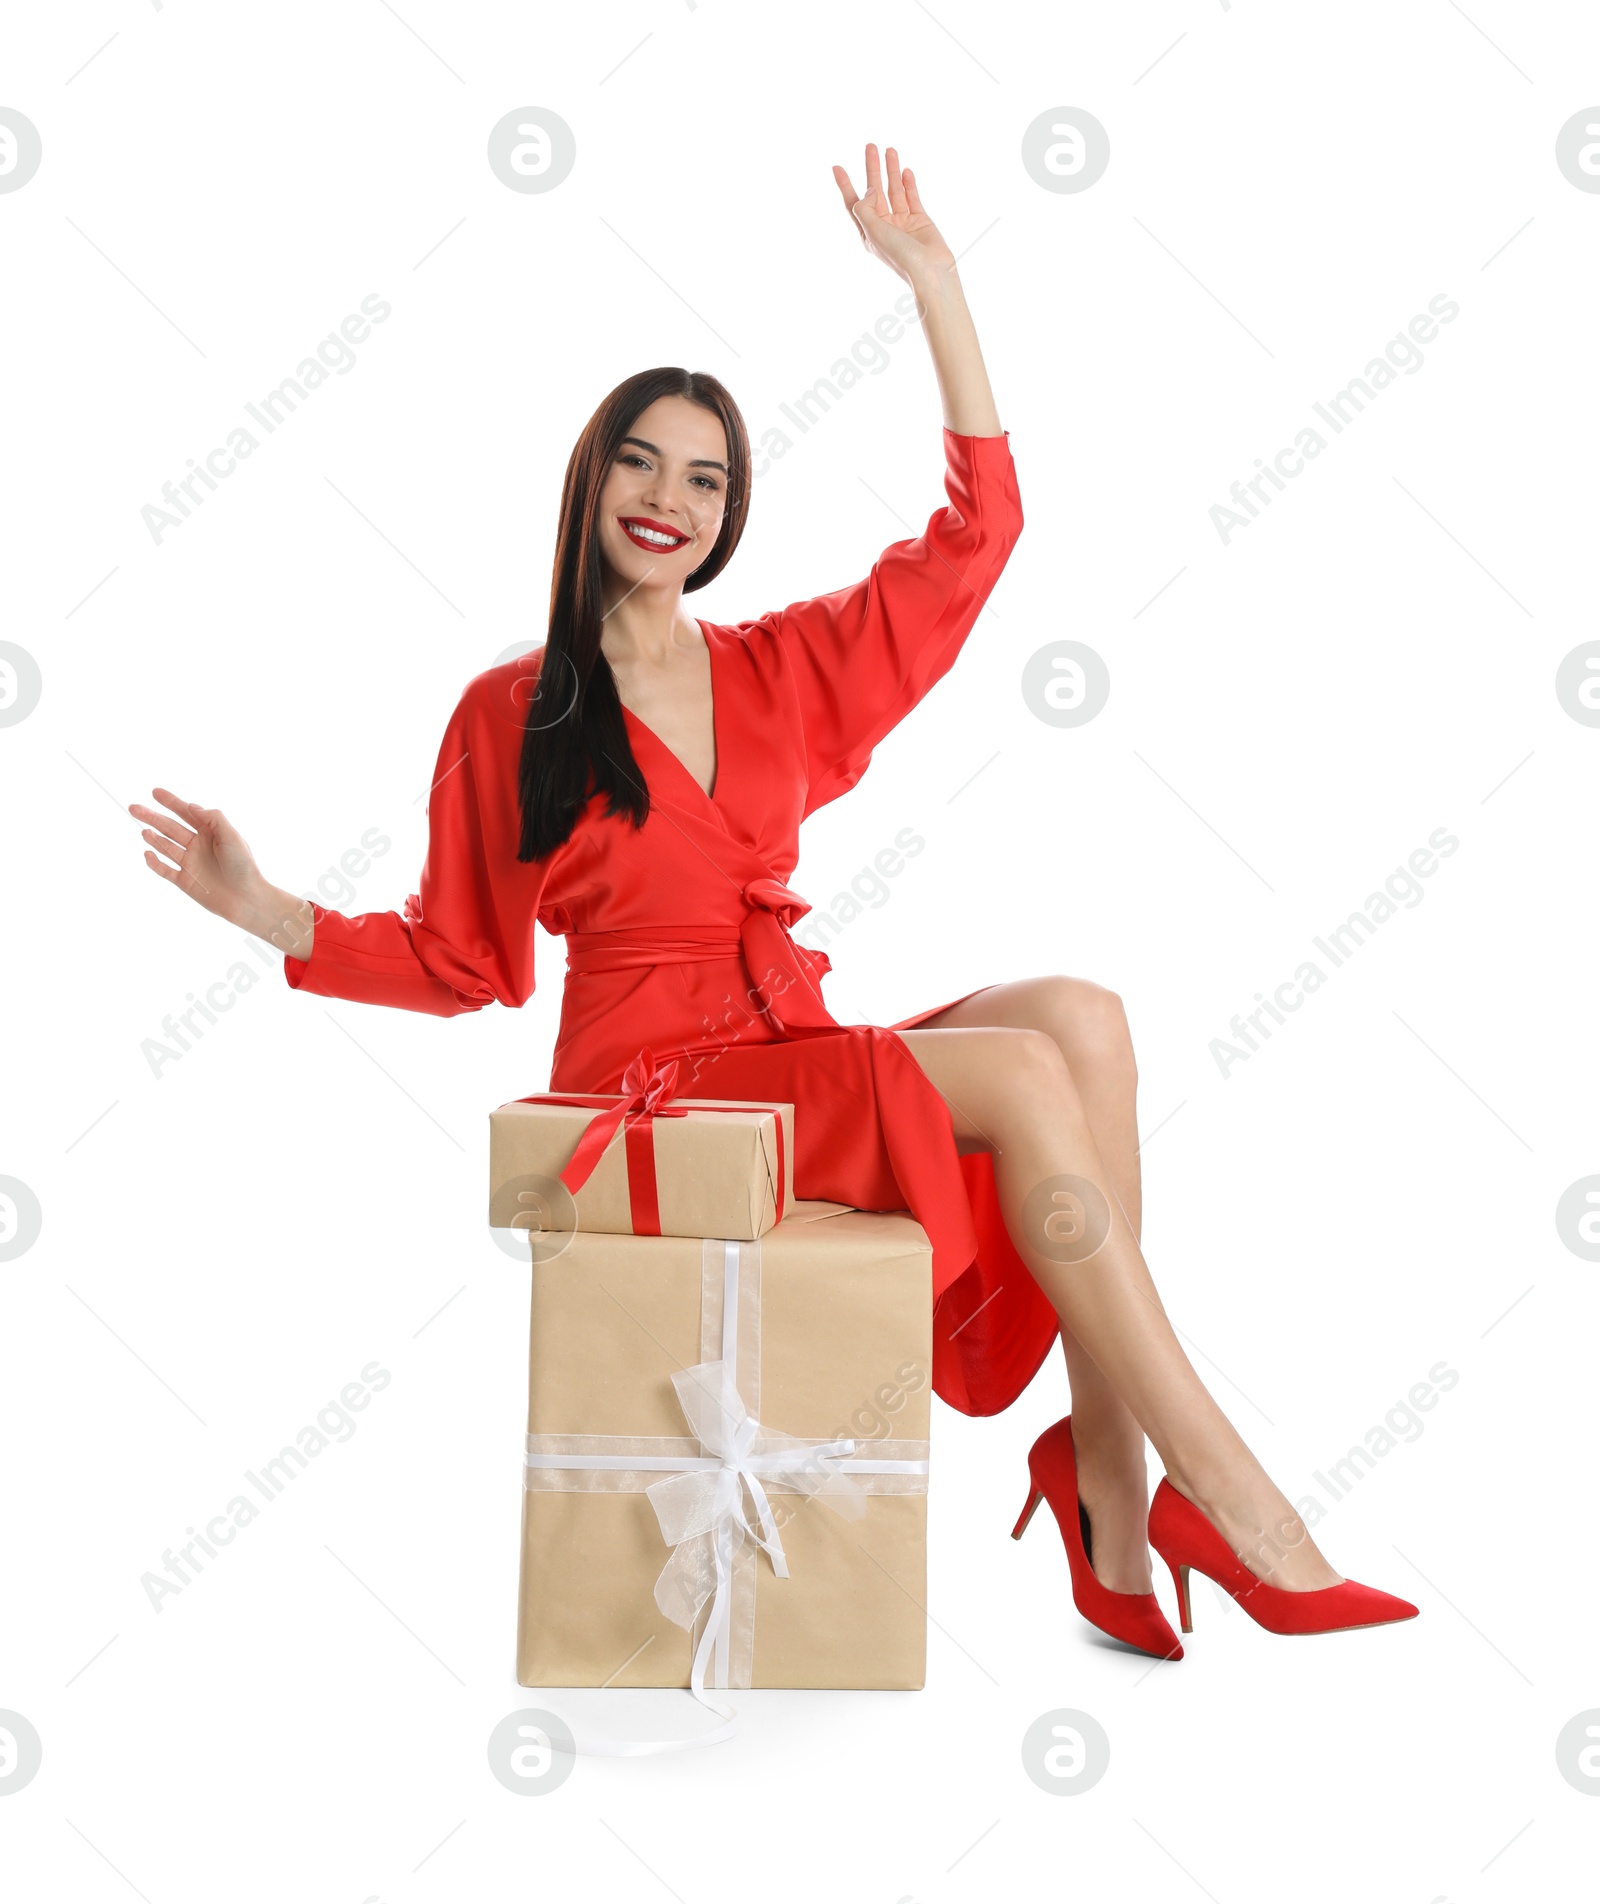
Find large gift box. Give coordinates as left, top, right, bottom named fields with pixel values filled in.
left=516, top=1200, right=933, bottom=1694
left=490, top=1050, right=793, bottom=1243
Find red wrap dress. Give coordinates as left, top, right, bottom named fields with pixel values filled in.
left=284, top=427, right=1060, bottom=1416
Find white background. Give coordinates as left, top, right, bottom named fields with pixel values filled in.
left=3, top=3, right=1597, bottom=1899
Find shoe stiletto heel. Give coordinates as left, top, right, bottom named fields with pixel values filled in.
left=1011, top=1487, right=1045, bottom=1541
left=1147, top=1479, right=1419, bottom=1638
left=1013, top=1417, right=1183, bottom=1661
left=1166, top=1558, right=1193, bottom=1634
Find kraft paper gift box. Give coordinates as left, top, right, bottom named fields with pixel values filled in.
left=489, top=1089, right=794, bottom=1244
left=516, top=1201, right=933, bottom=1693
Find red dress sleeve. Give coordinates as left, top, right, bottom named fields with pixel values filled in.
left=282, top=668, right=549, bottom=1016
left=771, top=427, right=1023, bottom=817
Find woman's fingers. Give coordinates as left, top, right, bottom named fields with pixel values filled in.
left=862, top=140, right=882, bottom=209
left=150, top=785, right=213, bottom=835
left=140, top=825, right=187, bottom=868
left=885, top=145, right=910, bottom=218
left=834, top=142, right=922, bottom=259
left=831, top=163, right=871, bottom=246
left=838, top=142, right=911, bottom=224
left=835, top=163, right=880, bottom=253
left=128, top=801, right=197, bottom=850
left=132, top=787, right=232, bottom=910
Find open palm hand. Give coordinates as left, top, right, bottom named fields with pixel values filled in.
left=831, top=143, right=956, bottom=290
left=128, top=787, right=267, bottom=924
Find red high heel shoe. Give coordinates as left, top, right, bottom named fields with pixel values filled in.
left=1147, top=1478, right=1420, bottom=1636
left=1012, top=1417, right=1183, bottom=1661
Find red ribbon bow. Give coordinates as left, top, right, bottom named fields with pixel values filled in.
left=513, top=1047, right=786, bottom=1235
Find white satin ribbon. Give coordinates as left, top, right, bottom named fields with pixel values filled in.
left=645, top=1354, right=860, bottom=1706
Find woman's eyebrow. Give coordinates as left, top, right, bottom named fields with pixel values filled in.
left=620, top=434, right=729, bottom=473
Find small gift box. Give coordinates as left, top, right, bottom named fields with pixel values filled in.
left=489, top=1048, right=794, bottom=1243
left=516, top=1200, right=933, bottom=1704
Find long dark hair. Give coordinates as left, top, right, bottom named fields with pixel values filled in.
left=517, top=368, right=751, bottom=862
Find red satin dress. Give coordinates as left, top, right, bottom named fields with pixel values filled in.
left=284, top=427, right=1060, bottom=1416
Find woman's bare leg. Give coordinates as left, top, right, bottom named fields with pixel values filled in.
left=910, top=979, right=1155, bottom=1591
left=893, top=1005, right=1343, bottom=1592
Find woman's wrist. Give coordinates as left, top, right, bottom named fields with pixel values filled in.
left=241, top=880, right=316, bottom=961
left=905, top=261, right=965, bottom=318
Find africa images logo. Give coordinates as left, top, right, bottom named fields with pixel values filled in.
left=1209, top=295, right=1460, bottom=545
left=1211, top=828, right=1459, bottom=1078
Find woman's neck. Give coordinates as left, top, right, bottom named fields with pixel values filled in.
left=599, top=584, right=701, bottom=669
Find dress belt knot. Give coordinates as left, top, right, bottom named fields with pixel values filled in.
left=563, top=879, right=841, bottom=1035
left=735, top=880, right=838, bottom=1032
left=740, top=876, right=811, bottom=925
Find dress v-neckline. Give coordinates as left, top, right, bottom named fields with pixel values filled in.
left=618, top=618, right=724, bottom=811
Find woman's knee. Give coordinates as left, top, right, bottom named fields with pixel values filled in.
left=901, top=1024, right=1085, bottom=1150
left=986, top=1026, right=1086, bottom=1129
left=1035, top=976, right=1136, bottom=1082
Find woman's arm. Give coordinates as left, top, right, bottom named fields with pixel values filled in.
left=754, top=145, right=1020, bottom=815
left=831, top=141, right=1003, bottom=437
left=132, top=668, right=549, bottom=1015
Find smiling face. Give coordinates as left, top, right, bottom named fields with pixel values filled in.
left=595, top=394, right=730, bottom=591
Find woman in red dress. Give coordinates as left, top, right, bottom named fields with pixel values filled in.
left=130, top=144, right=1416, bottom=1657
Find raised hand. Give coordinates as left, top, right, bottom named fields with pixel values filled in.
left=831, top=143, right=956, bottom=291
left=128, top=787, right=312, bottom=953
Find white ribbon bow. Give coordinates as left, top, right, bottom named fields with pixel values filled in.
left=643, top=1358, right=865, bottom=1702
